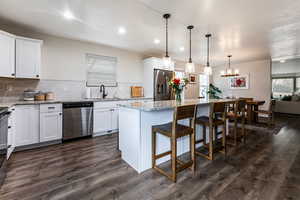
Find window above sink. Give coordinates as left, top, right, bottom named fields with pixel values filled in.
left=86, top=53, right=117, bottom=87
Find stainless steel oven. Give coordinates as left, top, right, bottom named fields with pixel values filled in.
left=63, top=102, right=93, bottom=141
left=0, top=107, right=9, bottom=188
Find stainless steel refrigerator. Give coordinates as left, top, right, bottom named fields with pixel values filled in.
left=154, top=69, right=175, bottom=101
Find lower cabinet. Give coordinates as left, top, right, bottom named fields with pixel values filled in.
left=15, top=105, right=40, bottom=147
left=93, top=107, right=119, bottom=136
left=40, top=112, right=62, bottom=142
left=15, top=104, right=63, bottom=148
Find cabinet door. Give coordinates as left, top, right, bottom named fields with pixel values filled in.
left=16, top=38, right=41, bottom=79
left=40, top=112, right=62, bottom=142
left=7, top=108, right=16, bottom=159
left=111, top=108, right=119, bottom=130
left=0, top=31, right=15, bottom=78
left=93, top=108, right=112, bottom=133
left=15, top=105, right=39, bottom=147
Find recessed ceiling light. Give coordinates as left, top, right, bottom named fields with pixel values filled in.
left=179, top=46, right=185, bottom=52
left=154, top=38, right=160, bottom=44
left=118, top=27, right=127, bottom=35
left=63, top=10, right=75, bottom=20
left=280, top=60, right=286, bottom=63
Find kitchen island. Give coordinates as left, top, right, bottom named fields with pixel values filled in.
left=118, top=99, right=234, bottom=173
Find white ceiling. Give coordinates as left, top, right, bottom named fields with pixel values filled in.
left=0, top=0, right=300, bottom=66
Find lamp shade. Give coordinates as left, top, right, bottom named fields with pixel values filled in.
left=204, top=66, right=212, bottom=75
left=185, top=62, right=195, bottom=73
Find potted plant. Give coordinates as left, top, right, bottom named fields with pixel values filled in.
left=207, top=84, right=222, bottom=99
left=169, top=78, right=189, bottom=102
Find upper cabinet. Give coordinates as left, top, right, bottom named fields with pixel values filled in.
left=16, top=37, right=42, bottom=79
left=0, top=31, right=15, bottom=78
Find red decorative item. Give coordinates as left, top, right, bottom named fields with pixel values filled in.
left=173, top=78, right=181, bottom=85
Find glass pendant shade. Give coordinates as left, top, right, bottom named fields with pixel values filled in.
left=162, top=56, right=172, bottom=69
left=204, top=66, right=212, bottom=75
left=234, top=69, right=239, bottom=75
left=185, top=62, right=195, bottom=73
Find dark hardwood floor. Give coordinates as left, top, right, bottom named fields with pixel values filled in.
left=1, top=114, right=300, bottom=200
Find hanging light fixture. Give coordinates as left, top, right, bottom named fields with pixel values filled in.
left=204, top=33, right=212, bottom=75
left=162, top=14, right=172, bottom=68
left=185, top=25, right=195, bottom=73
left=220, top=55, right=240, bottom=77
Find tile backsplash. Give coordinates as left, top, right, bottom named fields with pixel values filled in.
left=0, top=78, right=143, bottom=101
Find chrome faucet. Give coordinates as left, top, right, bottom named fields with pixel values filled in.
left=100, top=84, right=108, bottom=99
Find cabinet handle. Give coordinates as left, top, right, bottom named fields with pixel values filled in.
left=36, top=75, right=39, bottom=78
left=7, top=145, right=12, bottom=149
left=48, top=107, right=55, bottom=109
left=8, top=126, right=11, bottom=129
left=108, top=130, right=112, bottom=133
left=59, top=113, right=62, bottom=115
left=11, top=73, right=15, bottom=76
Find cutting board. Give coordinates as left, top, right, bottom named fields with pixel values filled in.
left=131, top=86, right=144, bottom=98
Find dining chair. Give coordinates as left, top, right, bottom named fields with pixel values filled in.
left=253, top=100, right=276, bottom=127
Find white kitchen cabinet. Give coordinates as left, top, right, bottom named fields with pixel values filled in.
left=15, top=105, right=40, bottom=147
left=7, top=107, right=16, bottom=159
left=94, top=108, right=112, bottom=134
left=111, top=108, right=119, bottom=130
left=40, top=112, right=62, bottom=142
left=0, top=30, right=15, bottom=78
left=93, top=102, right=119, bottom=136
left=15, top=37, right=42, bottom=79
left=40, top=104, right=62, bottom=142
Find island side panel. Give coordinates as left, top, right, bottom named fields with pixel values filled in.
left=119, top=107, right=141, bottom=172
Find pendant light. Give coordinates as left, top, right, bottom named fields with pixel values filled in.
left=204, top=34, right=212, bottom=75
left=185, top=25, right=195, bottom=73
left=162, top=13, right=172, bottom=69
left=220, top=55, right=240, bottom=77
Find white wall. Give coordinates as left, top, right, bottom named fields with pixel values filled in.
left=212, top=59, right=271, bottom=109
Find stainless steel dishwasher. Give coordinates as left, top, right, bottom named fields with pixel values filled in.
left=63, top=102, right=93, bottom=141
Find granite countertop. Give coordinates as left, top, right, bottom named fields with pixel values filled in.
left=118, top=99, right=236, bottom=112
left=0, top=97, right=153, bottom=108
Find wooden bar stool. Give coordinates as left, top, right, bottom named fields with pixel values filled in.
left=226, top=99, right=247, bottom=146
left=152, top=105, right=197, bottom=182
left=195, top=102, right=227, bottom=161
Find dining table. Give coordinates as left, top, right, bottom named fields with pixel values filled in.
left=246, top=100, right=266, bottom=124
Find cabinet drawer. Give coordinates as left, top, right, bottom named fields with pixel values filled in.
left=94, top=102, right=118, bottom=109
left=40, top=104, right=62, bottom=113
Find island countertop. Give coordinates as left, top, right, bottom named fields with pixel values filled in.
left=118, top=98, right=235, bottom=112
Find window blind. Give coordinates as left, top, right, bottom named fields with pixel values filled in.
left=86, top=54, right=117, bottom=87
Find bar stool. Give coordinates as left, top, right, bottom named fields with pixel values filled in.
left=195, top=102, right=227, bottom=160
left=226, top=99, right=247, bottom=146
left=152, top=105, right=197, bottom=182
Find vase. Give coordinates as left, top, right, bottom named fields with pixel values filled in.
left=175, top=91, right=182, bottom=102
